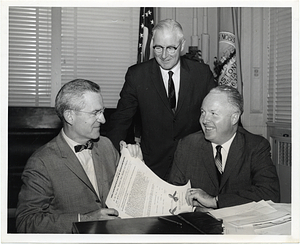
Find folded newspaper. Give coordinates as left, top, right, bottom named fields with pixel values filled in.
left=105, top=146, right=193, bottom=218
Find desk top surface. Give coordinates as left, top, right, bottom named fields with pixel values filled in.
left=73, top=212, right=223, bottom=234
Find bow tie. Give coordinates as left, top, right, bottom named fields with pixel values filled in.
left=74, top=140, right=94, bottom=153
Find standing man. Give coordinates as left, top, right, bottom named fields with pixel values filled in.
left=16, top=79, right=142, bottom=233
left=168, top=85, right=280, bottom=209
left=107, top=19, right=215, bottom=180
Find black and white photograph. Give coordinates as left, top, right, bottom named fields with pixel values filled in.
left=1, top=0, right=299, bottom=243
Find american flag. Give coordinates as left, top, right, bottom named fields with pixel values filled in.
left=137, top=7, right=154, bottom=63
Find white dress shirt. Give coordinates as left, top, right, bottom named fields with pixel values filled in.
left=211, top=133, right=236, bottom=173
left=61, top=129, right=100, bottom=198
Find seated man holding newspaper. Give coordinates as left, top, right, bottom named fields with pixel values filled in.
left=168, top=85, right=280, bottom=209
left=16, top=79, right=142, bottom=233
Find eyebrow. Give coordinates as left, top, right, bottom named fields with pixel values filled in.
left=90, top=107, right=105, bottom=113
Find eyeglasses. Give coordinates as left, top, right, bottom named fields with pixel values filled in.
left=153, top=43, right=181, bottom=55
left=76, top=108, right=105, bottom=117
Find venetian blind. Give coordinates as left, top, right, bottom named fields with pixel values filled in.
left=61, top=7, right=139, bottom=108
left=8, top=7, right=52, bottom=106
left=267, top=8, right=292, bottom=124
left=9, top=7, right=139, bottom=108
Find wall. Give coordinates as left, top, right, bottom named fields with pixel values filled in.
left=241, top=8, right=267, bottom=137
left=157, top=7, right=267, bottom=137
left=156, top=8, right=218, bottom=72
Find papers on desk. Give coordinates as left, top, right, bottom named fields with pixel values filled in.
left=105, top=147, right=193, bottom=218
left=208, top=200, right=291, bottom=235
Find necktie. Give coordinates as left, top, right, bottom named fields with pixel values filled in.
left=74, top=140, right=94, bottom=153
left=215, top=145, right=223, bottom=175
left=168, top=71, right=176, bottom=111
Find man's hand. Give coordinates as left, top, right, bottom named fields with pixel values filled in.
left=80, top=208, right=119, bottom=222
left=120, top=141, right=143, bottom=161
left=185, top=188, right=217, bottom=209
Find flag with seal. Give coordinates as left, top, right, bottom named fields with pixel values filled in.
left=214, top=7, right=242, bottom=92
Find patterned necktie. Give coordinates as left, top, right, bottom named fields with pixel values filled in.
left=168, top=71, right=176, bottom=111
left=215, top=145, right=223, bottom=175
left=74, top=140, right=94, bottom=153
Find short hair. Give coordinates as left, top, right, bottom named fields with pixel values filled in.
left=55, top=79, right=101, bottom=121
left=152, top=19, right=185, bottom=42
left=210, top=85, right=244, bottom=115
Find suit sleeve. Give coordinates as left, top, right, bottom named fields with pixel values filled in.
left=107, top=67, right=139, bottom=150
left=204, top=64, right=216, bottom=93
left=16, top=156, right=78, bottom=233
left=218, top=138, right=280, bottom=207
left=168, top=139, right=189, bottom=185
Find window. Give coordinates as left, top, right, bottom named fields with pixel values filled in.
left=9, top=7, right=52, bottom=106
left=267, top=8, right=292, bottom=125
left=266, top=8, right=292, bottom=203
left=61, top=7, right=139, bottom=108
left=8, top=7, right=139, bottom=108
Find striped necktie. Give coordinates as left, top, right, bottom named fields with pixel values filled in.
left=215, top=145, right=223, bottom=175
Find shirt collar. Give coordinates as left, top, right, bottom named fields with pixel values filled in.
left=212, top=133, right=236, bottom=154
left=159, top=60, right=180, bottom=76
left=61, top=129, right=80, bottom=153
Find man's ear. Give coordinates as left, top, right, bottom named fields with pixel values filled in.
left=231, top=112, right=240, bottom=126
left=63, top=110, right=74, bottom=125
left=180, top=39, right=186, bottom=52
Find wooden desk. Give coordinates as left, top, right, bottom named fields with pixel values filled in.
left=73, top=212, right=223, bottom=234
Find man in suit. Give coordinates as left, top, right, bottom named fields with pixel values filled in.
left=16, top=79, right=142, bottom=233
left=107, top=19, right=215, bottom=180
left=168, top=85, right=280, bottom=208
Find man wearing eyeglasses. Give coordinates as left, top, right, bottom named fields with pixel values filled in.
left=107, top=19, right=216, bottom=181
left=16, top=79, right=142, bottom=233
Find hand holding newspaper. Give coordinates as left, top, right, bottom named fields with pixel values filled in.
left=105, top=145, right=193, bottom=218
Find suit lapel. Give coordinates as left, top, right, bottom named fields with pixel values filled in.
left=219, top=131, right=244, bottom=190
left=200, top=139, right=220, bottom=189
left=175, top=58, right=192, bottom=115
left=56, top=132, right=98, bottom=196
left=92, top=142, right=106, bottom=202
left=150, top=58, right=194, bottom=115
left=151, top=60, right=172, bottom=113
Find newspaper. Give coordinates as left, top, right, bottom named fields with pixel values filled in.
left=105, top=147, right=193, bottom=218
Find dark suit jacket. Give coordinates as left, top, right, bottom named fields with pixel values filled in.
left=168, top=126, right=280, bottom=208
left=107, top=57, right=215, bottom=180
left=16, top=131, right=119, bottom=233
